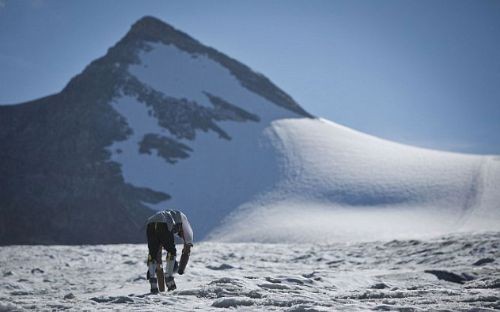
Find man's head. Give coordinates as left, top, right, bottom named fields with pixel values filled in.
left=177, top=226, right=184, bottom=239
left=172, top=211, right=193, bottom=247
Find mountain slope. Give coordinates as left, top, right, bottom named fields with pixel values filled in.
left=105, top=30, right=499, bottom=242
left=209, top=118, right=500, bottom=242
left=0, top=16, right=498, bottom=245
left=0, top=16, right=310, bottom=244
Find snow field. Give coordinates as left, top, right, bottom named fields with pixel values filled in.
left=1, top=232, right=498, bottom=311
left=212, top=118, right=500, bottom=242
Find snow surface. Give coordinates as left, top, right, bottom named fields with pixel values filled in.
left=211, top=119, right=500, bottom=242
left=107, top=41, right=500, bottom=242
left=1, top=232, right=499, bottom=311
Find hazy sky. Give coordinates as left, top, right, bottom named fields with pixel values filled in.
left=1, top=0, right=499, bottom=154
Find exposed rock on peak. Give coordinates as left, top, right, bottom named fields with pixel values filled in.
left=118, top=16, right=313, bottom=118
left=127, top=15, right=199, bottom=48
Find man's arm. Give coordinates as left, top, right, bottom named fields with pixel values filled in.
left=178, top=242, right=192, bottom=275
left=177, top=214, right=193, bottom=275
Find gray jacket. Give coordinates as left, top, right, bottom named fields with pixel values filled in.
left=147, top=210, right=194, bottom=245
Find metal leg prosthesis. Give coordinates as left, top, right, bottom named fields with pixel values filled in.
left=148, top=259, right=159, bottom=294
left=165, top=252, right=177, bottom=291
left=157, top=266, right=165, bottom=292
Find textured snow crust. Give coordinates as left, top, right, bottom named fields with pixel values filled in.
left=0, top=232, right=498, bottom=311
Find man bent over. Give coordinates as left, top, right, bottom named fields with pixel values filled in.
left=146, top=209, right=193, bottom=293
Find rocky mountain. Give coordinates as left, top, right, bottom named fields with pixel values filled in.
left=0, top=16, right=498, bottom=245
left=0, top=16, right=310, bottom=244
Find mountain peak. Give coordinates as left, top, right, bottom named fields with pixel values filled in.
left=132, top=15, right=166, bottom=29
left=125, top=15, right=199, bottom=48
left=112, top=16, right=313, bottom=118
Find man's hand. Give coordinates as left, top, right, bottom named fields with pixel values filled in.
left=165, top=276, right=176, bottom=291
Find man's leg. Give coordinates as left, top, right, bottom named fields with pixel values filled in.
left=158, top=223, right=177, bottom=291
left=156, top=248, right=165, bottom=292
left=146, top=223, right=160, bottom=293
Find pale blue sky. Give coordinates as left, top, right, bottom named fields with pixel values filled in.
left=1, top=0, right=499, bottom=154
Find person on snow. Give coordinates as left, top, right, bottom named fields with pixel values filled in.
left=146, top=209, right=193, bottom=293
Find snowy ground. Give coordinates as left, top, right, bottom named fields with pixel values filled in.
left=1, top=232, right=499, bottom=311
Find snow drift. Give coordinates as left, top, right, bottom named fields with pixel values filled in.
left=208, top=119, right=500, bottom=242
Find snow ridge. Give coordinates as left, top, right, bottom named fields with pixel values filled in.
left=208, top=119, right=500, bottom=242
